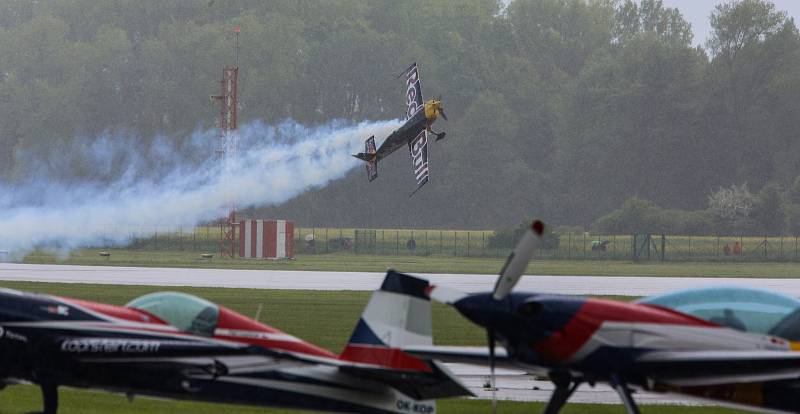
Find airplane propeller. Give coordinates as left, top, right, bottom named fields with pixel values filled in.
left=425, top=219, right=545, bottom=413
left=436, top=95, right=448, bottom=121
left=488, top=328, right=497, bottom=414
left=492, top=220, right=545, bottom=300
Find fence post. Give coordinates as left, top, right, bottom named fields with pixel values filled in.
left=454, top=232, right=457, bottom=257
left=467, top=232, right=470, bottom=257
left=661, top=234, right=666, bottom=262
left=426, top=231, right=429, bottom=256
left=583, top=233, right=586, bottom=258
left=613, top=235, right=617, bottom=259
left=382, top=230, right=385, bottom=255
left=482, top=232, right=486, bottom=257
left=396, top=231, right=399, bottom=255
left=567, top=233, right=572, bottom=258
left=154, top=228, right=158, bottom=250
left=780, top=236, right=784, bottom=260
left=764, top=236, right=768, bottom=259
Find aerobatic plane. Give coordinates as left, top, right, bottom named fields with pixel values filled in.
left=0, top=282, right=470, bottom=413
left=382, top=221, right=800, bottom=414
left=353, top=63, right=447, bottom=196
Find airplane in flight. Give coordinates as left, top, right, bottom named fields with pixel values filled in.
left=0, top=280, right=470, bottom=414
left=353, top=63, right=448, bottom=196
left=386, top=221, right=800, bottom=414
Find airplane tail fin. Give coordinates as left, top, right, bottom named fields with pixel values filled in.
left=340, top=270, right=432, bottom=369
left=352, top=135, right=378, bottom=181
left=339, top=270, right=471, bottom=400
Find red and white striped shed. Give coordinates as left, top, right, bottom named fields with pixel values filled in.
left=238, top=220, right=294, bottom=259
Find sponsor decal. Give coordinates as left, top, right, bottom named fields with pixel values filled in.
left=396, top=399, right=434, bottom=414
left=60, top=339, right=160, bottom=353
left=0, top=326, right=28, bottom=343
left=42, top=305, right=70, bottom=316
left=408, top=131, right=429, bottom=186
left=405, top=65, right=423, bottom=120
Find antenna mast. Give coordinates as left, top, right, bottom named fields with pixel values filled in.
left=211, top=26, right=240, bottom=258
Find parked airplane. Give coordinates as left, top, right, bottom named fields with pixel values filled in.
left=387, top=220, right=800, bottom=414
left=353, top=63, right=447, bottom=196
left=0, top=279, right=470, bottom=414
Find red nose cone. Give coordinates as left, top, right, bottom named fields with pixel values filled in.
left=532, top=220, right=544, bottom=235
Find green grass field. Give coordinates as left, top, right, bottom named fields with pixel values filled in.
left=0, top=281, right=743, bottom=414
left=22, top=248, right=800, bottom=278
left=0, top=385, right=749, bottom=414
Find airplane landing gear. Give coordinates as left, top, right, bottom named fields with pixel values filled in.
left=29, top=382, right=58, bottom=414
left=609, top=374, right=641, bottom=414
left=543, top=371, right=581, bottom=414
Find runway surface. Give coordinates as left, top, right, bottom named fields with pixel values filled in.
left=2, top=263, right=796, bottom=405
left=2, top=263, right=800, bottom=296
left=448, top=364, right=699, bottom=405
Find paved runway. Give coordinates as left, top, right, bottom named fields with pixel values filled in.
left=2, top=263, right=800, bottom=296
left=1, top=263, right=795, bottom=405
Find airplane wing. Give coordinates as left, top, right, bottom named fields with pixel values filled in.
left=636, top=350, right=800, bottom=386
left=51, top=337, right=264, bottom=372
left=402, top=345, right=520, bottom=371
left=408, top=130, right=430, bottom=196
left=401, top=62, right=424, bottom=120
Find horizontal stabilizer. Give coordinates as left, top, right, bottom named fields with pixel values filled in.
left=354, top=135, right=378, bottom=181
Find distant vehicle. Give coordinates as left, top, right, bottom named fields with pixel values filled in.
left=390, top=220, right=800, bottom=414
left=353, top=63, right=448, bottom=196
left=0, top=282, right=470, bottom=413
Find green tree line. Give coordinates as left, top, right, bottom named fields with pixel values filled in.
left=1, top=0, right=799, bottom=232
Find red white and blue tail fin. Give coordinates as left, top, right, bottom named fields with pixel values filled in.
left=340, top=270, right=432, bottom=370
left=339, top=270, right=471, bottom=400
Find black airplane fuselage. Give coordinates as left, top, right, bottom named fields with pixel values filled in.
left=0, top=286, right=462, bottom=414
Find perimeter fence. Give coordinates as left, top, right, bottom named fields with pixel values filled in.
left=86, top=225, right=800, bottom=263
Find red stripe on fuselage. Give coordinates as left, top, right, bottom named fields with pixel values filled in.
left=216, top=306, right=336, bottom=358
left=340, top=344, right=432, bottom=372
left=59, top=297, right=167, bottom=324
left=534, top=298, right=719, bottom=362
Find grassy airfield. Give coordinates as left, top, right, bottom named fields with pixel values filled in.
left=0, top=385, right=749, bottom=414
left=0, top=281, right=744, bottom=414
left=22, top=249, right=800, bottom=278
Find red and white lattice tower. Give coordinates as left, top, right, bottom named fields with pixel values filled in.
left=211, top=27, right=240, bottom=257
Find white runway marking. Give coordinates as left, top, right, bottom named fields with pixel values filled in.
left=1, top=263, right=794, bottom=405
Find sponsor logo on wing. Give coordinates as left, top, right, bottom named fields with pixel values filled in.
left=396, top=399, right=435, bottom=414
left=214, top=328, right=302, bottom=342
left=0, top=326, right=28, bottom=343
left=405, top=66, right=423, bottom=120
left=60, top=338, right=161, bottom=353
left=409, top=132, right=429, bottom=184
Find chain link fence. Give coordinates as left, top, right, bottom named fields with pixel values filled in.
left=88, top=226, right=800, bottom=263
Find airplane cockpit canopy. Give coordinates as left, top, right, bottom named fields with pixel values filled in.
left=638, top=286, right=800, bottom=339
left=126, top=292, right=219, bottom=337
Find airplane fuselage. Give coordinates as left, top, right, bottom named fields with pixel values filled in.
left=0, top=288, right=434, bottom=414
left=453, top=292, right=800, bottom=413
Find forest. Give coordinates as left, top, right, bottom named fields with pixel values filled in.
left=1, top=0, right=799, bottom=234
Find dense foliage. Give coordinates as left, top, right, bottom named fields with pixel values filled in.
left=1, top=0, right=799, bottom=232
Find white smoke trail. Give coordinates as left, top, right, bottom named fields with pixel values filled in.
left=0, top=118, right=401, bottom=256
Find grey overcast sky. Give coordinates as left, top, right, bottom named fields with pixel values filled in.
left=661, top=0, right=800, bottom=46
